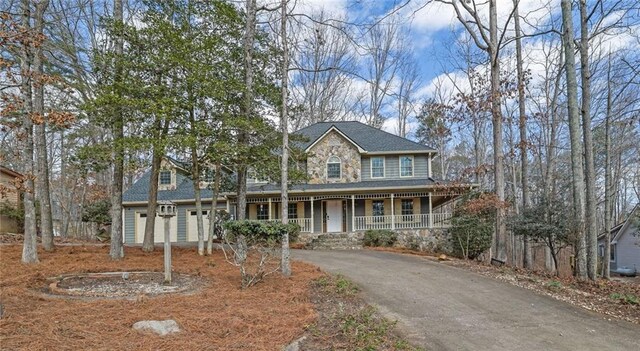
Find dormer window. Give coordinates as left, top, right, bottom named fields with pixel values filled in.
left=371, top=157, right=385, bottom=178
left=160, top=170, right=172, bottom=185
left=327, top=156, right=341, bottom=179
left=400, top=156, right=414, bottom=177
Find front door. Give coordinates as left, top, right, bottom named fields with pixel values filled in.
left=326, top=200, right=343, bottom=232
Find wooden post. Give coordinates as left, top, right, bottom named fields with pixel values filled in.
left=310, top=196, right=314, bottom=233
left=351, top=195, right=355, bottom=232
left=428, top=194, right=433, bottom=228
left=390, top=193, right=395, bottom=230
left=164, top=216, right=172, bottom=284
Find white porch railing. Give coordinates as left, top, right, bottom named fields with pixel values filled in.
left=353, top=213, right=451, bottom=231
left=256, top=218, right=312, bottom=232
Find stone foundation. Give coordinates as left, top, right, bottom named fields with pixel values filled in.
left=298, top=229, right=450, bottom=252
left=393, top=228, right=450, bottom=253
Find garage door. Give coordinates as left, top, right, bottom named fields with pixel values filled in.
left=135, top=212, right=178, bottom=244
left=187, top=210, right=211, bottom=242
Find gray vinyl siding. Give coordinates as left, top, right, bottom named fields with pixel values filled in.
left=177, top=205, right=187, bottom=241
left=124, top=206, right=139, bottom=243
left=361, top=155, right=430, bottom=181
left=616, top=226, right=640, bottom=269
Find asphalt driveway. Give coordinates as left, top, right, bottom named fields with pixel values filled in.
left=293, top=249, right=640, bottom=351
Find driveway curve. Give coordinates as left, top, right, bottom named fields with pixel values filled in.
left=293, top=249, right=639, bottom=351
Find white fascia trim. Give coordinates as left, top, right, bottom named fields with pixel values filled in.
left=305, top=126, right=366, bottom=153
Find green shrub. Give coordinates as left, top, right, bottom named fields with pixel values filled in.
left=363, top=230, right=397, bottom=247
left=449, top=214, right=493, bottom=259
left=223, top=220, right=300, bottom=244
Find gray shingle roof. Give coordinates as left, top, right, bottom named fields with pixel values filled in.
left=295, top=121, right=436, bottom=152
left=123, top=171, right=444, bottom=203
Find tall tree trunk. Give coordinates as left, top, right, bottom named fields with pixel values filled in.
left=189, top=108, right=205, bottom=255
left=280, top=0, right=291, bottom=277
left=20, top=0, right=38, bottom=264
left=489, top=0, right=507, bottom=263
left=207, top=163, right=221, bottom=255
left=603, top=57, right=613, bottom=279
left=236, top=0, right=256, bottom=220
left=579, top=0, right=597, bottom=281
left=513, top=0, right=532, bottom=269
left=109, top=0, right=124, bottom=259
left=32, top=0, right=53, bottom=252
left=142, top=144, right=162, bottom=252
left=561, top=0, right=587, bottom=279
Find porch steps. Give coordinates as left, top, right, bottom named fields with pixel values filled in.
left=307, top=233, right=363, bottom=250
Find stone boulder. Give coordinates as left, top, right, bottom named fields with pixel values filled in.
left=133, top=319, right=180, bottom=336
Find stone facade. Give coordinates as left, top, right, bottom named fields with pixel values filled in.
left=394, top=228, right=450, bottom=253
left=307, top=131, right=361, bottom=184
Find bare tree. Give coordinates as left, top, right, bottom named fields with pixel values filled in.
left=109, top=0, right=124, bottom=259
left=439, top=0, right=513, bottom=263
left=19, top=0, right=39, bottom=263
left=561, top=0, right=587, bottom=278
left=396, top=58, right=419, bottom=138
left=280, top=0, right=291, bottom=277
left=513, top=0, right=532, bottom=268
left=29, top=0, right=54, bottom=252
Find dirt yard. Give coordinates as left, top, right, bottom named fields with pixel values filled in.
left=0, top=244, right=321, bottom=350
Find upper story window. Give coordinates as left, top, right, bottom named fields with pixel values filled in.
left=327, top=156, right=341, bottom=179
left=371, top=157, right=385, bottom=178
left=400, top=156, right=414, bottom=177
left=160, top=170, right=172, bottom=185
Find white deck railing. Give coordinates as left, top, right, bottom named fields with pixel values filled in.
left=256, top=218, right=312, bottom=232
left=353, top=213, right=451, bottom=231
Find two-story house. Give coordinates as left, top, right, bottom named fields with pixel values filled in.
left=121, top=121, right=469, bottom=244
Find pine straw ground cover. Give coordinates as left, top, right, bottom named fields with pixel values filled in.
left=368, top=247, right=640, bottom=325
left=0, top=244, right=321, bottom=350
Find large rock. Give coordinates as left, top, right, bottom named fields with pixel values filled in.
left=133, top=319, right=180, bottom=336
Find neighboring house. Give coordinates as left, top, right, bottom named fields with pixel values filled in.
left=122, top=121, right=471, bottom=244
left=0, top=166, right=22, bottom=234
left=598, top=204, right=640, bottom=274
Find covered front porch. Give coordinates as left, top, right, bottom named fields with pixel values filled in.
left=237, top=190, right=462, bottom=234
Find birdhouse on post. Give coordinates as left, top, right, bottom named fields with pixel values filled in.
left=156, top=201, right=176, bottom=284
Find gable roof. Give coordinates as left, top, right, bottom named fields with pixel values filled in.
left=295, top=121, right=436, bottom=154
left=599, top=204, right=640, bottom=244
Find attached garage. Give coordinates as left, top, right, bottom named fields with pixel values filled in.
left=186, top=209, right=211, bottom=242
left=134, top=212, right=178, bottom=244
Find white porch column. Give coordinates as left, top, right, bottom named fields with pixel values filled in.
left=428, top=194, right=433, bottom=228
left=268, top=198, right=272, bottom=220
left=310, top=196, right=315, bottom=233
left=226, top=199, right=230, bottom=213
left=351, top=195, right=355, bottom=232
left=390, top=193, right=395, bottom=230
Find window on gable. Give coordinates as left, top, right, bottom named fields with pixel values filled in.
left=371, top=157, right=385, bottom=178
left=160, top=170, right=172, bottom=185
left=400, top=156, right=414, bottom=177
left=257, top=204, right=269, bottom=220
left=401, top=199, right=413, bottom=215
left=288, top=203, right=298, bottom=219
left=327, top=156, right=341, bottom=179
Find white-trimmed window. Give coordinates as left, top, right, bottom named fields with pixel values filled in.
left=400, top=156, right=414, bottom=177
left=288, top=203, right=298, bottom=219
left=371, top=157, right=385, bottom=178
left=160, top=170, right=172, bottom=185
left=327, top=156, right=341, bottom=179
left=401, top=199, right=413, bottom=215
left=257, top=204, right=269, bottom=220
